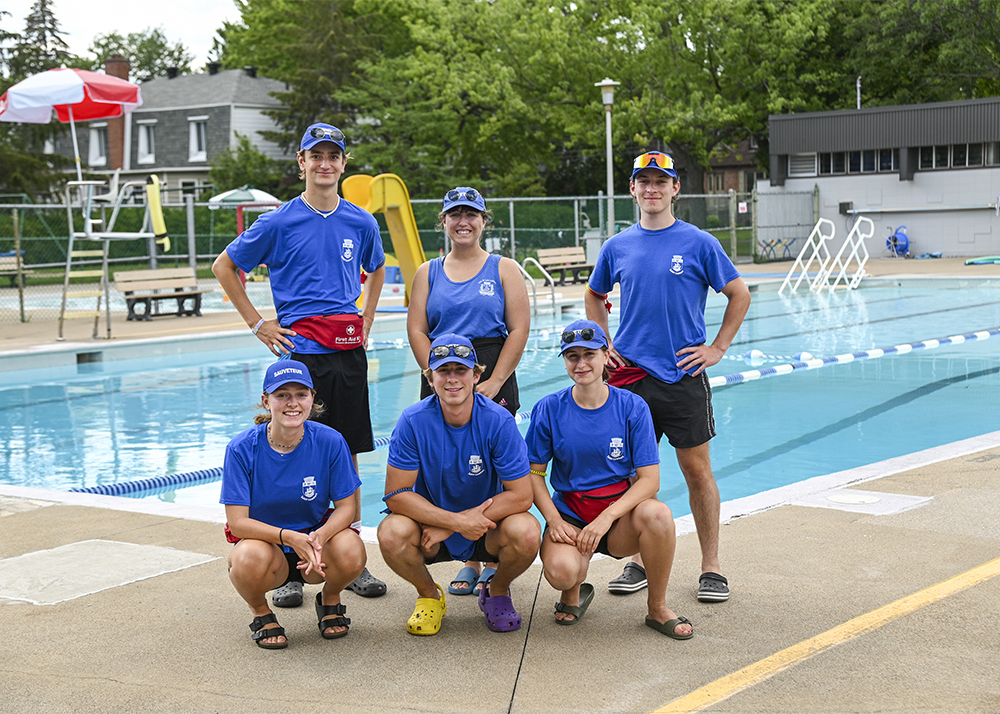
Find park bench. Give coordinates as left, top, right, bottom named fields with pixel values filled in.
left=536, top=246, right=595, bottom=286
left=114, top=267, right=211, bottom=321
left=0, top=253, right=35, bottom=288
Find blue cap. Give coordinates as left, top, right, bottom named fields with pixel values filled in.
left=630, top=151, right=679, bottom=180
left=442, top=187, right=486, bottom=213
left=559, top=319, right=608, bottom=354
left=263, top=360, right=314, bottom=393
left=300, top=123, right=346, bottom=153
left=428, top=333, right=478, bottom=370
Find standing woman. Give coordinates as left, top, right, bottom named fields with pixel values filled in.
left=524, top=320, right=693, bottom=639
left=222, top=361, right=366, bottom=649
left=407, top=186, right=531, bottom=595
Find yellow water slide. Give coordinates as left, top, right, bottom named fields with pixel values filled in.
left=342, top=173, right=426, bottom=305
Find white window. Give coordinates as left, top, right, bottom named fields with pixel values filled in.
left=188, top=116, right=208, bottom=162
left=137, top=120, right=156, bottom=164
left=788, top=153, right=817, bottom=177
left=88, top=122, right=108, bottom=166
left=43, top=138, right=54, bottom=154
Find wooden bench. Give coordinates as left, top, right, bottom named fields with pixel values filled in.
left=0, top=253, right=35, bottom=288
left=114, top=267, right=211, bottom=321
left=537, top=246, right=595, bottom=286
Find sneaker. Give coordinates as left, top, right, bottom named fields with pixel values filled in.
left=608, top=562, right=647, bottom=594
left=272, top=580, right=304, bottom=608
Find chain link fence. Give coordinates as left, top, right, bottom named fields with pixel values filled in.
left=1, top=187, right=810, bottom=326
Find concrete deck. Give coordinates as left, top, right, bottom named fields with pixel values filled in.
left=1, top=258, right=999, bottom=713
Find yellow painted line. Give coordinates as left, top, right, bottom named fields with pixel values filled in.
left=654, top=556, right=1000, bottom=714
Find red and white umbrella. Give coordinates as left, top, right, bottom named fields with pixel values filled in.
left=0, top=67, right=142, bottom=180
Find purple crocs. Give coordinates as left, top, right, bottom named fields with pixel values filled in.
left=478, top=577, right=521, bottom=632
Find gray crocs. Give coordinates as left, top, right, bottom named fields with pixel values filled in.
left=608, top=562, right=647, bottom=594
left=346, top=567, right=387, bottom=598
left=273, top=580, right=304, bottom=608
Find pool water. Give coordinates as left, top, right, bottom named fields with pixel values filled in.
left=2, top=280, right=999, bottom=526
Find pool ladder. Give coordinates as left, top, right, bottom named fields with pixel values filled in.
left=780, top=216, right=873, bottom=294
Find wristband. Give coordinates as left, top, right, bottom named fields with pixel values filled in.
left=278, top=528, right=285, bottom=546
left=382, top=486, right=413, bottom=502
left=251, top=318, right=265, bottom=335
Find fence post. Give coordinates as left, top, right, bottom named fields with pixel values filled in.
left=728, top=189, right=738, bottom=259
left=186, top=195, right=197, bottom=272
left=752, top=187, right=759, bottom=262
left=813, top=183, right=820, bottom=225
left=574, top=198, right=580, bottom=246
left=13, top=208, right=26, bottom=322
left=509, top=199, right=516, bottom=259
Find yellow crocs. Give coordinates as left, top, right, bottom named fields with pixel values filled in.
left=407, top=583, right=447, bottom=636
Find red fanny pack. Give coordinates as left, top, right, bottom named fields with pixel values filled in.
left=290, top=314, right=364, bottom=350
left=562, top=479, right=631, bottom=523
left=607, top=365, right=648, bottom=388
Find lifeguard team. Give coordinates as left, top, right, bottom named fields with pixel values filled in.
left=216, top=124, right=748, bottom=648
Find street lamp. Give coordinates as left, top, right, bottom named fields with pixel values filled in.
left=595, top=78, right=620, bottom=236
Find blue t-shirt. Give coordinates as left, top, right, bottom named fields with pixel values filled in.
left=524, top=385, right=659, bottom=520
left=220, top=420, right=360, bottom=535
left=425, top=253, right=507, bottom=340
left=387, top=393, right=530, bottom=561
left=225, top=196, right=386, bottom=353
left=589, top=219, right=740, bottom=383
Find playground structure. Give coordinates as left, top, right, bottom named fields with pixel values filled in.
left=779, top=215, right=873, bottom=295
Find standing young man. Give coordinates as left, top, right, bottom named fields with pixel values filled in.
left=213, top=123, right=388, bottom=601
left=378, top=334, right=540, bottom=635
left=585, top=151, right=751, bottom=603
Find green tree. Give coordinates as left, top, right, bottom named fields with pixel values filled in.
left=84, top=28, right=194, bottom=79
left=7, top=0, right=72, bottom=78
left=209, top=132, right=294, bottom=199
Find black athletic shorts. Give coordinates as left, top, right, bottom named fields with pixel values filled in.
left=543, top=512, right=620, bottom=559
left=420, top=336, right=520, bottom=415
left=292, top=348, right=374, bottom=454
left=424, top=533, right=499, bottom=565
left=623, top=372, right=715, bottom=449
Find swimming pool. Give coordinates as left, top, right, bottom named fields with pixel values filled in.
left=2, top=278, right=999, bottom=526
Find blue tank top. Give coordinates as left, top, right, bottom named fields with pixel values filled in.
left=425, top=253, right=507, bottom=340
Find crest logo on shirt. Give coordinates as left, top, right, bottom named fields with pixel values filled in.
left=342, top=238, right=354, bottom=262
left=670, top=254, right=684, bottom=275
left=608, top=437, right=625, bottom=461
left=301, top=476, right=317, bottom=501
left=478, top=279, right=496, bottom=297
left=468, top=454, right=484, bottom=476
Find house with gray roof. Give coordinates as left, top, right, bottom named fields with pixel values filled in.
left=53, top=62, right=292, bottom=199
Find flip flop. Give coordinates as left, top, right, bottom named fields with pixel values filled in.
left=554, top=582, right=595, bottom=625
left=474, top=567, right=497, bottom=595
left=608, top=562, right=647, bottom=594
left=407, top=584, right=447, bottom=636
left=478, top=578, right=521, bottom=632
left=346, top=567, right=387, bottom=598
left=697, top=572, right=730, bottom=602
left=645, top=615, right=694, bottom=640
left=448, top=566, right=481, bottom=595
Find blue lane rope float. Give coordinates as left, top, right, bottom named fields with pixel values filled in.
left=73, top=329, right=997, bottom=499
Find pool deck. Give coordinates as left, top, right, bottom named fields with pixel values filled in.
left=2, top=258, right=1000, bottom=713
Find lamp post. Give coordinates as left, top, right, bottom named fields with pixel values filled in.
left=595, top=78, right=620, bottom=236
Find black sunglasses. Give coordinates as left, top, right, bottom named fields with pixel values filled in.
left=446, top=188, right=480, bottom=203
left=309, top=127, right=345, bottom=142
left=561, top=328, right=597, bottom=344
left=431, top=344, right=474, bottom=359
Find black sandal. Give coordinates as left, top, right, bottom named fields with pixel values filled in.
left=315, top=592, right=351, bottom=639
left=249, top=613, right=287, bottom=649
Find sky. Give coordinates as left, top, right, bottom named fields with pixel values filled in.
left=3, top=0, right=241, bottom=69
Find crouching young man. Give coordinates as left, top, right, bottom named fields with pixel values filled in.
left=378, top=334, right=540, bottom=635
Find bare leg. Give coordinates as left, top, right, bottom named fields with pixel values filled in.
left=314, top=529, right=366, bottom=636
left=228, top=539, right=288, bottom=646
left=676, top=442, right=721, bottom=575
left=539, top=526, right=592, bottom=622
left=483, top=512, right=541, bottom=596
left=377, top=513, right=439, bottom=598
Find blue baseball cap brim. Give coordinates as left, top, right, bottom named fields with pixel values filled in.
left=428, top=333, right=478, bottom=370
left=263, top=360, right=314, bottom=393
left=442, top=186, right=486, bottom=213
left=300, top=123, right=346, bottom=153
left=560, top=319, right=608, bottom=354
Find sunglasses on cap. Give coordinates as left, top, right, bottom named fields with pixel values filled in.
left=431, top=344, right=474, bottom=359
left=309, top=127, right=345, bottom=142
left=446, top=188, right=480, bottom=203
left=561, top=328, right=597, bottom=344
left=633, top=152, right=675, bottom=171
